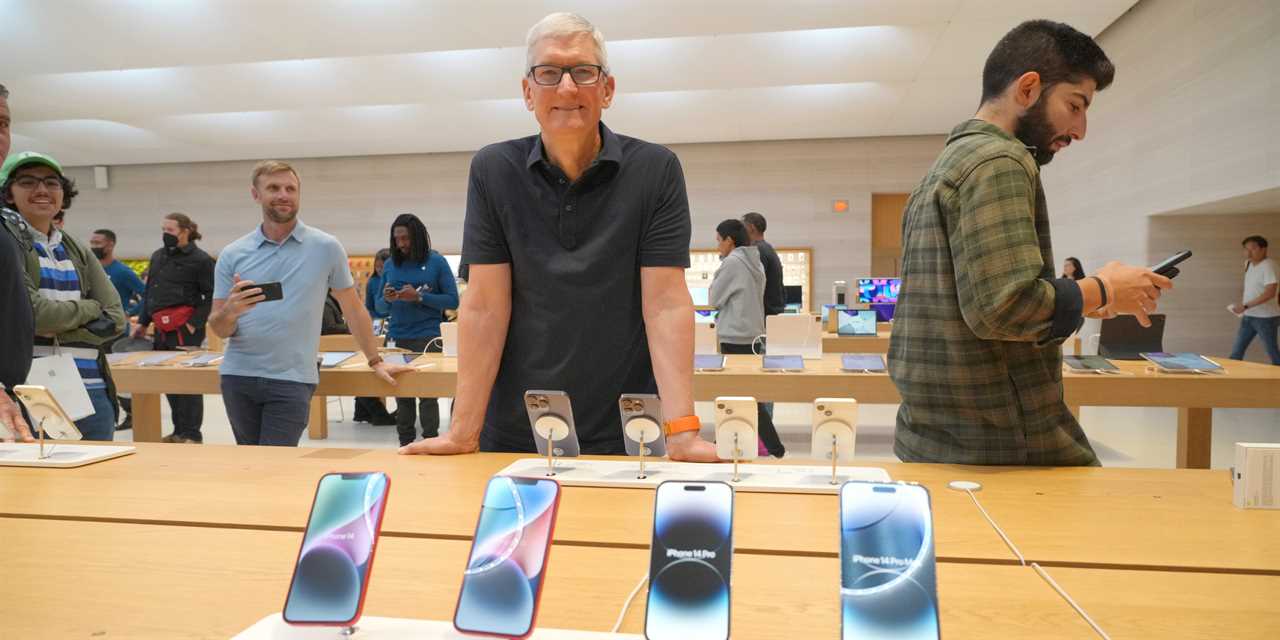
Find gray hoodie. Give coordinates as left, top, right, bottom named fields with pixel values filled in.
left=710, top=245, right=766, bottom=345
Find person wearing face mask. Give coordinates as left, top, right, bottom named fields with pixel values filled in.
left=90, top=229, right=145, bottom=317
left=887, top=21, right=1173, bottom=466
left=135, top=212, right=215, bottom=443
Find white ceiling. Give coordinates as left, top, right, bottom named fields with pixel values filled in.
left=0, top=0, right=1136, bottom=167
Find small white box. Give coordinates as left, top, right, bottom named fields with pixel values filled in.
left=1233, top=443, right=1280, bottom=509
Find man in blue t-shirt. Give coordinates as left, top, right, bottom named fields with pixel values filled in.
left=208, top=160, right=411, bottom=446
left=90, top=229, right=145, bottom=317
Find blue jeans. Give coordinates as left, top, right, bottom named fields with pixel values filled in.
left=73, top=387, right=117, bottom=442
left=220, top=375, right=317, bottom=446
left=1229, top=316, right=1280, bottom=365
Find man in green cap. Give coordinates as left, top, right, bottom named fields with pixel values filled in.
left=1, top=150, right=126, bottom=440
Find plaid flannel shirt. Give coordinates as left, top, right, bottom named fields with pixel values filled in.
left=887, top=119, right=1097, bottom=466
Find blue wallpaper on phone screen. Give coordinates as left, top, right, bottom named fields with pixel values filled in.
left=284, top=473, right=388, bottom=622
left=841, top=483, right=939, bottom=639
left=454, top=477, right=559, bottom=637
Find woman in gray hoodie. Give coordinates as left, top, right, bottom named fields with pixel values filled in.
left=709, top=219, right=786, bottom=457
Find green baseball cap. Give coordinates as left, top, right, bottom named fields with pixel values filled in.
left=0, top=151, right=64, bottom=183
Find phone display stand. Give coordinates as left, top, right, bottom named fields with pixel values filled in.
left=622, top=416, right=662, bottom=480
left=811, top=401, right=857, bottom=486
left=234, top=614, right=643, bottom=639
left=532, top=414, right=571, bottom=477
left=716, top=417, right=758, bottom=483
left=497, top=458, right=889, bottom=494
left=0, top=443, right=135, bottom=468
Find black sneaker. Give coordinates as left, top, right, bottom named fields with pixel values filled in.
left=116, top=417, right=132, bottom=431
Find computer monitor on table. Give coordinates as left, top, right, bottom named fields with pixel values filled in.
left=857, top=278, right=900, bottom=304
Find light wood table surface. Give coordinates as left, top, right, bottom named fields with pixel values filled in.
left=5, top=444, right=1277, bottom=574
left=7, top=518, right=1278, bottom=639
left=108, top=353, right=1280, bottom=468
left=820, top=329, right=892, bottom=353
left=0, top=518, right=1127, bottom=639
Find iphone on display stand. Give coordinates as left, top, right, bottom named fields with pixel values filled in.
left=12, top=385, right=83, bottom=459
left=811, top=398, right=858, bottom=485
left=282, top=472, right=391, bottom=629
left=454, top=476, right=562, bottom=639
left=839, top=481, right=941, bottom=640
left=644, top=480, right=734, bottom=640
left=524, top=390, right=581, bottom=476
left=619, top=393, right=666, bottom=479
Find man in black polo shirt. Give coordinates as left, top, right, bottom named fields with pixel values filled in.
left=742, top=212, right=785, bottom=316
left=402, top=12, right=716, bottom=461
left=0, top=82, right=35, bottom=442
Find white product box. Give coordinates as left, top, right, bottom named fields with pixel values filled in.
left=1232, top=443, right=1280, bottom=509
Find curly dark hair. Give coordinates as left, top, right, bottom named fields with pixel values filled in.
left=2, top=166, right=79, bottom=211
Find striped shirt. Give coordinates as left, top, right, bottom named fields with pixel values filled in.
left=30, top=230, right=105, bottom=390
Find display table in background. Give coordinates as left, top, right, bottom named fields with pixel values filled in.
left=108, top=353, right=1280, bottom=468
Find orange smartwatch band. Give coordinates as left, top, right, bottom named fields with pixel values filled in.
left=663, top=415, right=701, bottom=437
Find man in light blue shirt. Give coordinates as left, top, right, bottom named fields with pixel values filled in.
left=208, top=160, right=409, bottom=446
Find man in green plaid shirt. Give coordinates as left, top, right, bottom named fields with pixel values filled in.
left=889, top=21, right=1173, bottom=466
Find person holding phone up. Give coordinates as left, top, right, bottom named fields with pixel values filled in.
left=208, top=161, right=412, bottom=446
left=380, top=213, right=458, bottom=446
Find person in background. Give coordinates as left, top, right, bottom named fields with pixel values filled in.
left=1, top=151, right=126, bottom=441
left=134, top=212, right=215, bottom=443
left=90, top=229, right=145, bottom=316
left=742, top=211, right=785, bottom=316
left=1229, top=235, right=1280, bottom=365
left=710, top=219, right=786, bottom=458
left=1062, top=256, right=1085, bottom=281
left=0, top=81, right=36, bottom=443
left=364, top=248, right=393, bottom=325
left=353, top=247, right=397, bottom=426
left=91, top=227, right=146, bottom=430
left=381, top=213, right=458, bottom=446
left=208, top=160, right=411, bottom=446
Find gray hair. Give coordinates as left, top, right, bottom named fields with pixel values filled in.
left=0, top=83, right=8, bottom=99
left=525, top=12, right=609, bottom=72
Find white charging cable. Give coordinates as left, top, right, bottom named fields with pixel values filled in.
left=610, top=573, right=650, bottom=633
left=949, top=480, right=1110, bottom=640
left=750, top=334, right=766, bottom=355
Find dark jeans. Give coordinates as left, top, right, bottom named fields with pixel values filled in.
left=393, top=337, right=441, bottom=446
left=220, top=374, right=316, bottom=446
left=720, top=342, right=786, bottom=457
left=1230, top=315, right=1280, bottom=365
left=353, top=396, right=393, bottom=422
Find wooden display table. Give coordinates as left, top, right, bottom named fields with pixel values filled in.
left=107, top=353, right=1280, bottom=468
left=3, top=445, right=1277, bottom=574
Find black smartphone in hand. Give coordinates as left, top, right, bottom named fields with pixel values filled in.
left=1150, top=250, right=1191, bottom=279
left=256, top=281, right=284, bottom=301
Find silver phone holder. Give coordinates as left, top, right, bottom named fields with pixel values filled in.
left=623, top=416, right=662, bottom=479
left=812, top=419, right=856, bottom=485
left=716, top=418, right=757, bottom=483
left=532, top=414, right=571, bottom=476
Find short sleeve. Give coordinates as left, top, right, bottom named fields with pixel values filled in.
left=638, top=151, right=692, bottom=268
left=213, top=248, right=235, bottom=299
left=1262, top=261, right=1278, bottom=286
left=327, top=238, right=355, bottom=290
left=461, top=152, right=512, bottom=265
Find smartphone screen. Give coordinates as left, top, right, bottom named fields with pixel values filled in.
left=283, top=472, right=390, bottom=625
left=762, top=354, right=804, bottom=370
left=841, top=354, right=886, bottom=372
left=454, top=476, right=562, bottom=638
left=840, top=482, right=940, bottom=640
left=644, top=481, right=734, bottom=640
left=1063, top=355, right=1118, bottom=371
left=694, top=354, right=726, bottom=370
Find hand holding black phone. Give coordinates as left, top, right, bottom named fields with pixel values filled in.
left=1150, top=250, right=1191, bottom=279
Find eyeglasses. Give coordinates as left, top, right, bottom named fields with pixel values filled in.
left=13, top=176, right=63, bottom=191
left=528, top=64, right=606, bottom=87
